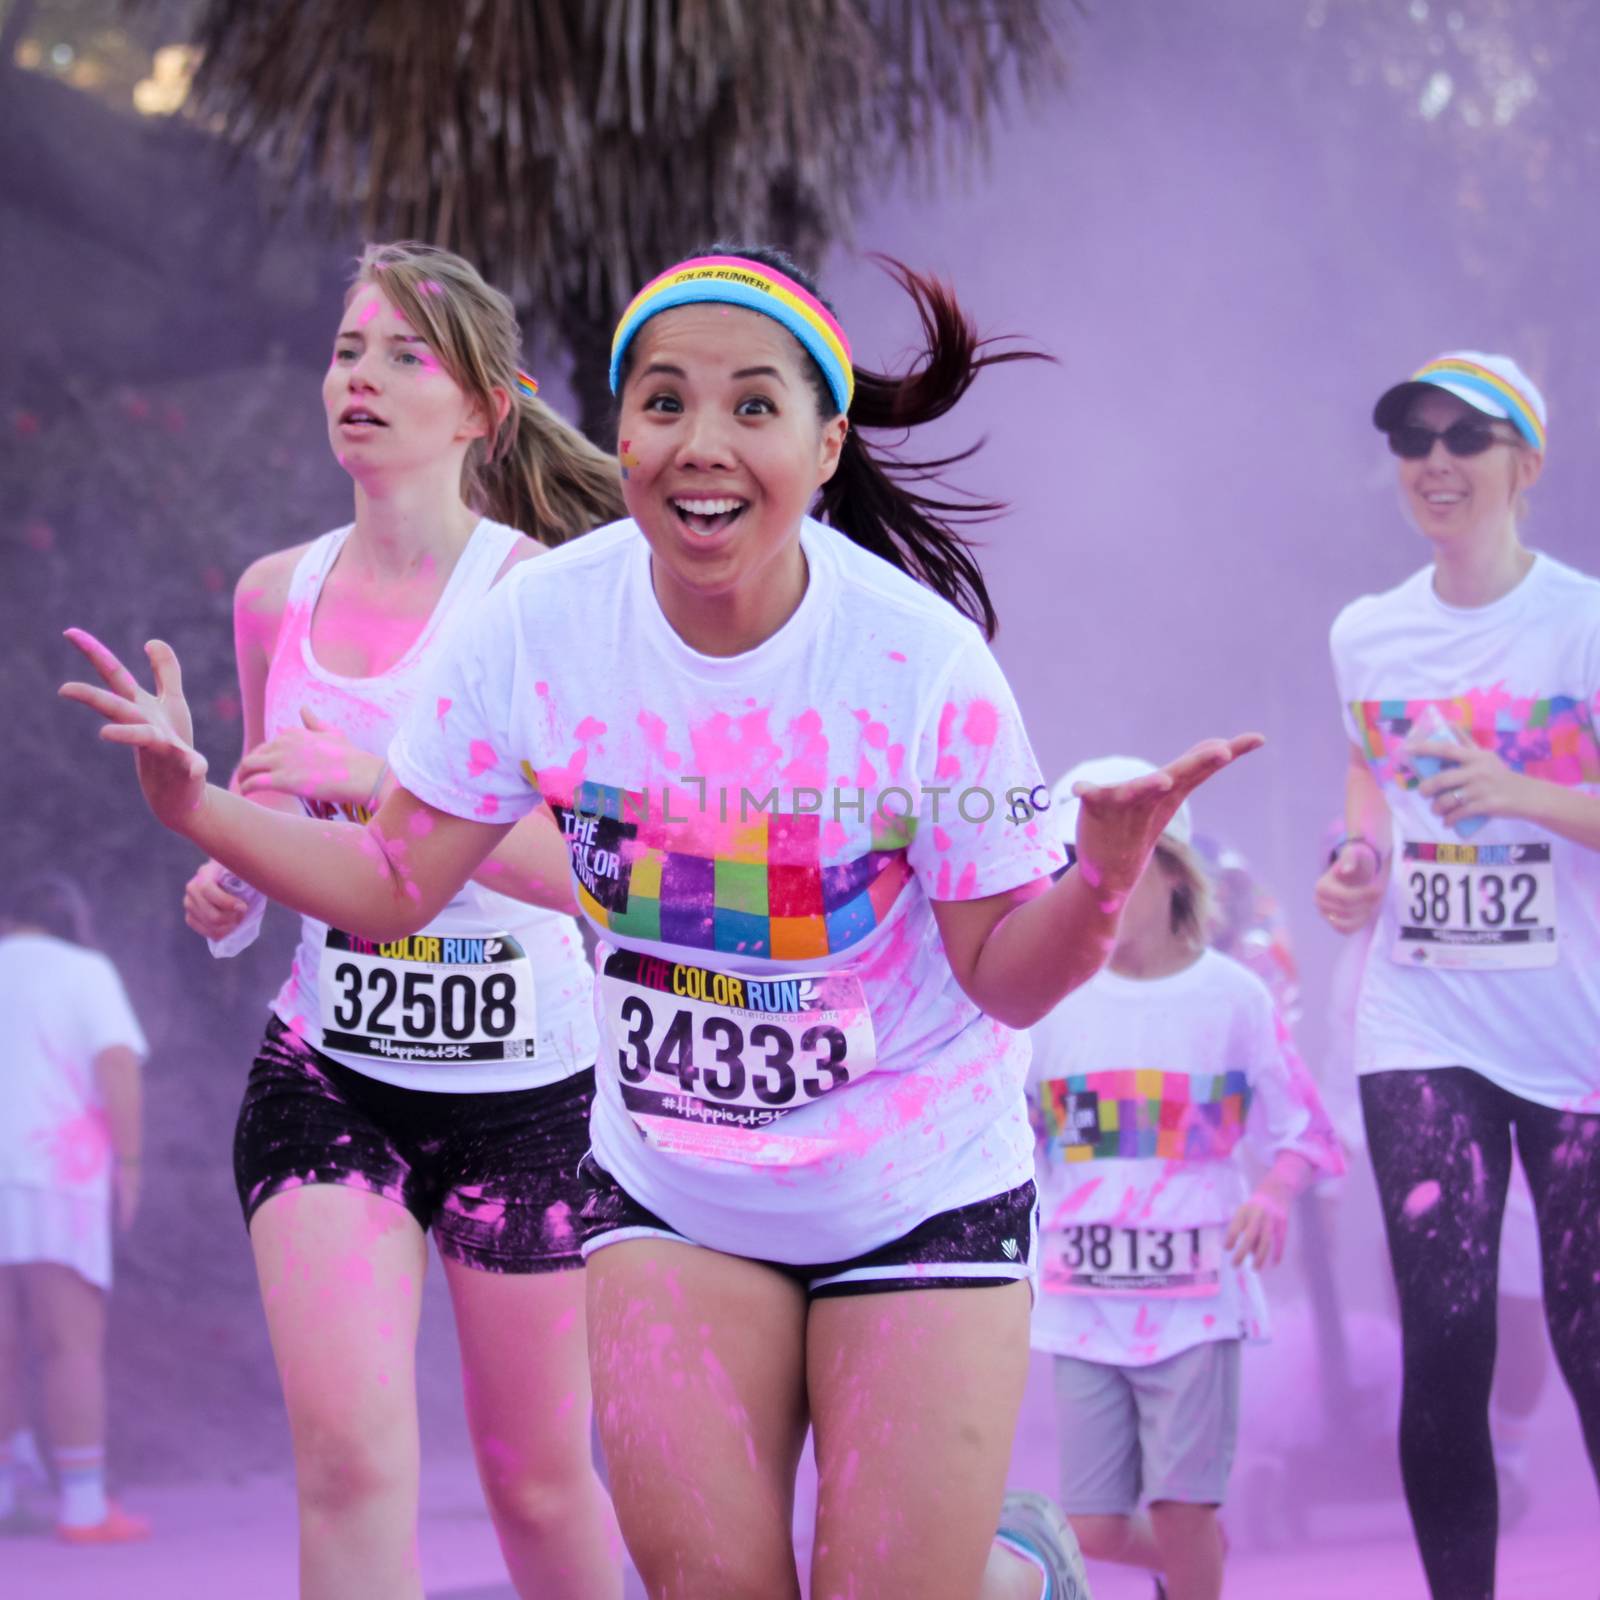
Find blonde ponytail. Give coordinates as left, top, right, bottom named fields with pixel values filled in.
left=478, top=388, right=624, bottom=547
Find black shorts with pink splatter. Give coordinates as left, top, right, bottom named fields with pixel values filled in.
left=234, top=1016, right=593, bottom=1273
left=577, top=1154, right=1038, bottom=1298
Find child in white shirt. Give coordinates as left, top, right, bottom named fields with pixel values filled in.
left=1030, top=757, right=1344, bottom=1600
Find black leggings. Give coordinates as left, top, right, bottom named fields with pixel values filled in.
left=1361, top=1067, right=1600, bottom=1599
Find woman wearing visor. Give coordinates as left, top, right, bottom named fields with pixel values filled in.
left=1314, top=352, right=1600, bottom=1599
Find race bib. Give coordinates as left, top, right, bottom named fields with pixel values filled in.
left=319, top=930, right=537, bottom=1064
left=1043, top=1222, right=1224, bottom=1298
left=1392, top=841, right=1558, bottom=971
left=600, top=949, right=875, bottom=1166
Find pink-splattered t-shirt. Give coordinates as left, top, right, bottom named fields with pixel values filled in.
left=0, top=933, right=147, bottom=1198
left=1330, top=553, right=1600, bottom=1109
left=391, top=517, right=1065, bottom=1261
left=265, top=520, right=596, bottom=1093
left=1028, top=950, right=1344, bottom=1366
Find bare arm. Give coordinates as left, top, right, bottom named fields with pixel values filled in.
left=934, top=735, right=1263, bottom=1029
left=61, top=630, right=558, bottom=941
left=92, top=1044, right=142, bottom=1166
left=1412, top=737, right=1600, bottom=850
left=1314, top=743, right=1389, bottom=935
left=93, top=1042, right=144, bottom=1232
left=183, top=781, right=518, bottom=941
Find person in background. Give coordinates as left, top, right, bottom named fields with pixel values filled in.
left=1030, top=758, right=1344, bottom=1600
left=1315, top=351, right=1600, bottom=1598
left=0, top=872, right=148, bottom=1544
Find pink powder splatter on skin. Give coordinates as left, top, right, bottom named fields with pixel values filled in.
left=1404, top=1180, right=1442, bottom=1219
left=467, top=740, right=499, bottom=777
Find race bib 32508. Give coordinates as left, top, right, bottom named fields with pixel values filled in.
left=319, top=930, right=537, bottom=1064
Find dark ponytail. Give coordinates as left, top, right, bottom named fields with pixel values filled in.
left=701, top=245, right=1053, bottom=638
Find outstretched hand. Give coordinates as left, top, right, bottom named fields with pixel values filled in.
left=1072, top=734, right=1265, bottom=904
left=59, top=629, right=208, bottom=830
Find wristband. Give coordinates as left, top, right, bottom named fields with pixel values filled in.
left=1327, top=835, right=1384, bottom=871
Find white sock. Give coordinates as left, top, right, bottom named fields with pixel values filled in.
left=54, top=1445, right=109, bottom=1528
left=995, top=1531, right=1053, bottom=1599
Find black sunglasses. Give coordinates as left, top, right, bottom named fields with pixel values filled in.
left=1387, top=420, right=1512, bottom=460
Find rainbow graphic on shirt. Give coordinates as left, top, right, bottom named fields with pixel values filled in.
left=1038, top=1069, right=1252, bottom=1163
left=548, top=779, right=914, bottom=961
left=1348, top=692, right=1600, bottom=790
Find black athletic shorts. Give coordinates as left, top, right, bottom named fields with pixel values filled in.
left=577, top=1153, right=1038, bottom=1299
left=234, top=1016, right=594, bottom=1273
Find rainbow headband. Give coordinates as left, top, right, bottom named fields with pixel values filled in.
left=609, top=256, right=855, bottom=413
left=1413, top=356, right=1545, bottom=452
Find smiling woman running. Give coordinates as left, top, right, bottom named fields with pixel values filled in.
left=1315, top=352, right=1600, bottom=1600
left=61, top=246, right=1260, bottom=1600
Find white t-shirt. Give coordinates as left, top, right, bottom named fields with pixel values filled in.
left=0, top=933, right=148, bottom=1198
left=390, top=516, right=1065, bottom=1261
left=1027, top=950, right=1343, bottom=1366
left=265, top=520, right=596, bottom=1093
left=1329, top=553, right=1600, bottom=1109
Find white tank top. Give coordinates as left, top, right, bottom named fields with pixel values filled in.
left=265, top=518, right=597, bottom=1093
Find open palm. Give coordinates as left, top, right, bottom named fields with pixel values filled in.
left=59, top=629, right=209, bottom=829
left=1074, top=734, right=1265, bottom=897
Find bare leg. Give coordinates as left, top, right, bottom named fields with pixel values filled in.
left=443, top=1258, right=622, bottom=1599
left=0, top=1266, right=24, bottom=1442
left=1149, top=1501, right=1222, bottom=1600
left=250, top=1185, right=428, bottom=1600
left=21, top=1262, right=105, bottom=1450
left=1071, top=1510, right=1163, bottom=1569
left=807, top=1281, right=1039, bottom=1600
left=586, top=1239, right=809, bottom=1600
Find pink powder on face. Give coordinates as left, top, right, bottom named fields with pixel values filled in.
left=467, top=740, right=499, bottom=777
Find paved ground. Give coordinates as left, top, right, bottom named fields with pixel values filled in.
left=8, top=1345, right=1595, bottom=1599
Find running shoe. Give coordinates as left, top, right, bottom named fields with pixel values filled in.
left=998, top=1489, right=1092, bottom=1600
left=57, top=1503, right=151, bottom=1545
